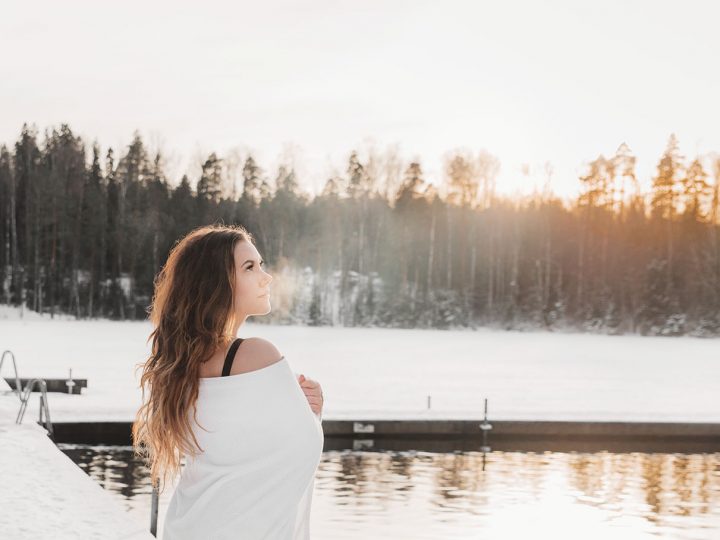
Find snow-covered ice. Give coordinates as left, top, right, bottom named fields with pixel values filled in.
left=0, top=385, right=153, bottom=539
left=1, top=307, right=718, bottom=423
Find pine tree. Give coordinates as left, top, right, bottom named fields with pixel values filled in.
left=682, top=158, right=710, bottom=220
left=81, top=144, right=107, bottom=317
left=241, top=156, right=263, bottom=205
left=613, top=143, right=639, bottom=216
left=651, top=134, right=683, bottom=220
left=395, top=162, right=424, bottom=208
left=649, top=134, right=684, bottom=291
left=346, top=151, right=368, bottom=199
left=14, top=124, right=42, bottom=313
left=0, top=145, right=16, bottom=305
left=197, top=153, right=223, bottom=203
left=445, top=152, right=477, bottom=207
left=170, top=175, right=197, bottom=238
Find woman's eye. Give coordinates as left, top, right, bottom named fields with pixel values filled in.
left=246, top=266, right=253, bottom=271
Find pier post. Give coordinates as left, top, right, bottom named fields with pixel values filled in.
left=150, top=484, right=159, bottom=536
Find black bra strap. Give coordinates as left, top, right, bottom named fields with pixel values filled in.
left=221, top=338, right=244, bottom=377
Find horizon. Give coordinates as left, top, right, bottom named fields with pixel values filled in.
left=3, top=123, right=710, bottom=206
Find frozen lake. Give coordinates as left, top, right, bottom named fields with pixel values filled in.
left=1, top=313, right=718, bottom=423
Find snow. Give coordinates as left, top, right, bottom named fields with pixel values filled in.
left=0, top=305, right=718, bottom=540
left=0, top=303, right=76, bottom=321
left=0, top=305, right=718, bottom=423
left=0, top=389, right=154, bottom=539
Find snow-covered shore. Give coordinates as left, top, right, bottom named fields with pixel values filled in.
left=0, top=382, right=154, bottom=539
left=1, top=306, right=718, bottom=424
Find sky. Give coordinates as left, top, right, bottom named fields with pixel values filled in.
left=2, top=0, right=719, bottom=199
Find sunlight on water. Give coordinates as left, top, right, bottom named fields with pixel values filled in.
left=311, top=451, right=720, bottom=539
left=59, top=445, right=720, bottom=540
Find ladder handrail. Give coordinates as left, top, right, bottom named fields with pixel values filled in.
left=0, top=350, right=23, bottom=402
left=16, top=378, right=55, bottom=439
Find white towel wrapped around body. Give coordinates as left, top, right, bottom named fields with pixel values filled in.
left=163, top=357, right=323, bottom=540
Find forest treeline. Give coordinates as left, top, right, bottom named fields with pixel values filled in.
left=1, top=124, right=719, bottom=336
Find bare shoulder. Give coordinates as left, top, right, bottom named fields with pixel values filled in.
left=230, top=337, right=283, bottom=375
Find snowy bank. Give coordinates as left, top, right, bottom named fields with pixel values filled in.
left=0, top=317, right=718, bottom=424
left=0, top=380, right=154, bottom=539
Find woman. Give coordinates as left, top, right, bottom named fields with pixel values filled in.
left=132, top=224, right=325, bottom=539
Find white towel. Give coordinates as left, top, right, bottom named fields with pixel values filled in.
left=163, top=357, right=323, bottom=539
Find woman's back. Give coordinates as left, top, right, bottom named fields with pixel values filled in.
left=162, top=338, right=324, bottom=540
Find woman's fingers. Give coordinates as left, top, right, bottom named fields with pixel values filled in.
left=296, top=375, right=323, bottom=414
left=301, top=389, right=323, bottom=402
left=299, top=378, right=321, bottom=393
left=302, top=386, right=322, bottom=400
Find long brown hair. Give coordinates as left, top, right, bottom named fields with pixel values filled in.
left=132, top=223, right=254, bottom=492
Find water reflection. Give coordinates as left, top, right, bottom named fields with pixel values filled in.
left=58, top=444, right=720, bottom=539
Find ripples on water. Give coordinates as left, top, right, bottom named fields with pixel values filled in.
left=58, top=445, right=720, bottom=539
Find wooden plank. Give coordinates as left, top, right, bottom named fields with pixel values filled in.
left=4, top=377, right=87, bottom=394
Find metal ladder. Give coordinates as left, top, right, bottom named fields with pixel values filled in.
left=0, top=350, right=23, bottom=400
left=1, top=350, right=55, bottom=439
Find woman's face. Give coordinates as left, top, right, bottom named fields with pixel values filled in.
left=233, top=240, right=273, bottom=318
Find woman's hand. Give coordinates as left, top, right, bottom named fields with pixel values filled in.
left=297, top=374, right=324, bottom=418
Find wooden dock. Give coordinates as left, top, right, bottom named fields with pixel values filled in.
left=50, top=419, right=720, bottom=452
left=4, top=377, right=87, bottom=394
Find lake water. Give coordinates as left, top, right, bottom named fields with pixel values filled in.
left=58, top=443, right=720, bottom=540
